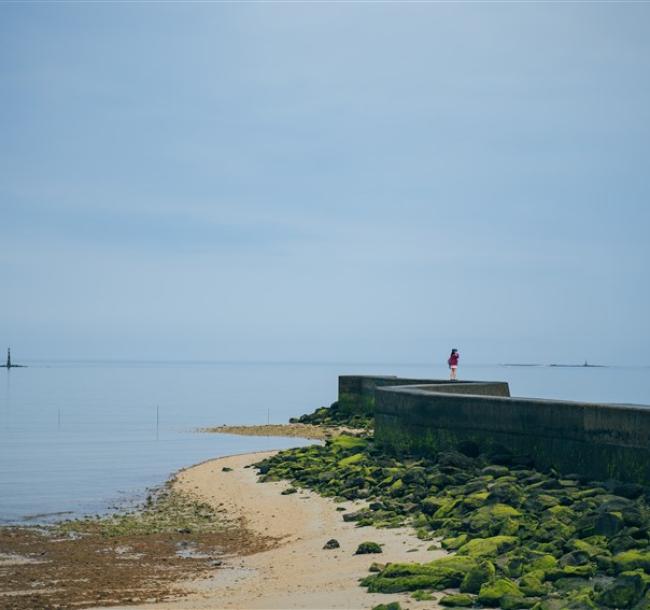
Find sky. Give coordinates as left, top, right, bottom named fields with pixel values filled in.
left=1, top=2, right=649, bottom=366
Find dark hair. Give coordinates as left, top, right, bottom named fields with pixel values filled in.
left=451, top=349, right=458, bottom=355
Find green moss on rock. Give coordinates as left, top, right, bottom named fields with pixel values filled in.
left=500, top=594, right=537, bottom=609
left=613, top=550, right=650, bottom=573
left=355, top=541, right=382, bottom=554
left=519, top=574, right=547, bottom=597
left=371, top=603, right=402, bottom=610
left=460, top=559, right=496, bottom=594
left=440, top=593, right=475, bottom=607
left=478, top=578, right=522, bottom=607
left=442, top=533, right=469, bottom=550
left=596, top=570, right=649, bottom=608
left=458, top=535, right=519, bottom=558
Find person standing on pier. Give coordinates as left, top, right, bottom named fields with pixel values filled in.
left=448, top=349, right=460, bottom=380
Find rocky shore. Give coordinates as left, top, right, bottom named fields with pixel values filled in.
left=2, top=403, right=649, bottom=610
left=254, top=420, right=650, bottom=610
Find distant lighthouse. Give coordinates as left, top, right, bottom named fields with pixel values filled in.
left=2, top=348, right=25, bottom=368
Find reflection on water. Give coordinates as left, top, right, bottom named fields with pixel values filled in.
left=1, top=361, right=648, bottom=524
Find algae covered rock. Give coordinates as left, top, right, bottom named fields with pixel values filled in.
left=519, top=573, right=547, bottom=597
left=500, top=594, right=537, bottom=609
left=523, top=552, right=558, bottom=575
left=364, top=556, right=478, bottom=592
left=252, top=412, right=650, bottom=610
left=482, top=465, right=511, bottom=477
left=489, top=481, right=524, bottom=507
left=440, top=593, right=475, bottom=607
left=478, top=578, right=522, bottom=607
left=567, top=537, right=609, bottom=559
left=323, top=538, right=340, bottom=549
left=460, top=559, right=496, bottom=593
left=458, top=535, right=519, bottom=558
left=338, top=453, right=365, bottom=467
left=411, top=589, right=434, bottom=600
left=355, top=541, right=382, bottom=554
left=468, top=504, right=522, bottom=536
left=613, top=550, right=650, bottom=573
left=442, top=534, right=469, bottom=550
left=559, top=550, right=591, bottom=568
left=632, top=589, right=650, bottom=610
left=371, top=603, right=402, bottom=610
left=596, top=570, right=650, bottom=608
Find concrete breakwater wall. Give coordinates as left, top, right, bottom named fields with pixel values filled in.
left=339, top=375, right=650, bottom=486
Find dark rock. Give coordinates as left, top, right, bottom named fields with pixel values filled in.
left=459, top=559, right=495, bottom=594
left=559, top=550, right=591, bottom=567
left=342, top=509, right=366, bottom=522
left=482, top=465, right=511, bottom=478
left=438, top=451, right=475, bottom=469
left=488, top=481, right=524, bottom=507
left=323, top=538, right=340, bottom=550
left=614, top=483, right=645, bottom=500
left=402, top=467, right=427, bottom=485
left=597, top=571, right=647, bottom=608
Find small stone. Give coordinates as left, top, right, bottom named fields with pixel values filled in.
left=323, top=539, right=340, bottom=550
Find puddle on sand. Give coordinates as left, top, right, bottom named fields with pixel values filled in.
left=175, top=541, right=214, bottom=560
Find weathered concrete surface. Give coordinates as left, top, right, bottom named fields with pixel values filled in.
left=338, top=375, right=509, bottom=416
left=339, top=375, right=650, bottom=486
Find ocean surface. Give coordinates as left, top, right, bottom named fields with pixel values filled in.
left=1, top=361, right=649, bottom=525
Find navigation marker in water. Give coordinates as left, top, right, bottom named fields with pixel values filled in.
left=1, top=347, right=26, bottom=368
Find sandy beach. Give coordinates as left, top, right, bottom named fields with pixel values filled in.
left=118, top=450, right=447, bottom=610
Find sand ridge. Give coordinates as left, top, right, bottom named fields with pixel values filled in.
left=125, top=451, right=446, bottom=610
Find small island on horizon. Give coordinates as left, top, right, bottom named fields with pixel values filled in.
left=501, top=360, right=607, bottom=368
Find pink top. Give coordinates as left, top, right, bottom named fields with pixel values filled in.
left=449, top=352, right=459, bottom=366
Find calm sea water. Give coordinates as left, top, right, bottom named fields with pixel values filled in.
left=1, top=361, right=648, bottom=524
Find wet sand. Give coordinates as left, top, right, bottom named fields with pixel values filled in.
left=120, top=451, right=446, bottom=610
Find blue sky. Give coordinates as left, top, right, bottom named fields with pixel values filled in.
left=1, top=2, right=649, bottom=365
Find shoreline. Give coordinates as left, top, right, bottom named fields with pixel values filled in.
left=3, top=428, right=445, bottom=610
left=118, top=450, right=446, bottom=610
